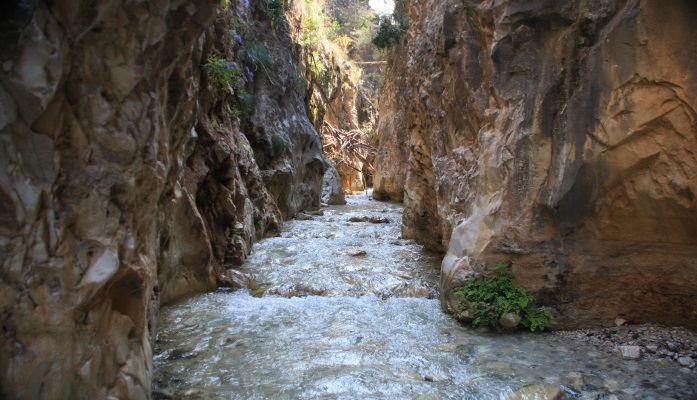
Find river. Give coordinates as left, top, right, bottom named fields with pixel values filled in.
left=153, top=193, right=696, bottom=399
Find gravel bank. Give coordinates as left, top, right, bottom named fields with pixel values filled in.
left=554, top=324, right=697, bottom=372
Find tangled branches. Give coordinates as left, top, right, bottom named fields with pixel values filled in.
left=322, top=121, right=376, bottom=173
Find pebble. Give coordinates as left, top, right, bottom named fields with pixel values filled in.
left=677, top=356, right=693, bottom=367
left=615, top=345, right=642, bottom=360
left=566, top=371, right=584, bottom=391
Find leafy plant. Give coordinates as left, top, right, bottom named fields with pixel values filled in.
left=372, top=17, right=405, bottom=49
left=372, top=0, right=409, bottom=50
left=239, top=40, right=272, bottom=77
left=204, top=55, right=243, bottom=90
left=266, top=0, right=289, bottom=27
left=271, top=134, right=287, bottom=157
left=452, top=262, right=552, bottom=332
left=293, top=76, right=309, bottom=92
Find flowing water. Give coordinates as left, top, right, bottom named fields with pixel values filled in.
left=153, top=193, right=696, bottom=399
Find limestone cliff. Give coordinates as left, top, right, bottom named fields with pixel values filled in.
left=375, top=0, right=697, bottom=329
left=242, top=0, right=329, bottom=218
left=371, top=52, right=408, bottom=202
left=0, top=0, right=327, bottom=397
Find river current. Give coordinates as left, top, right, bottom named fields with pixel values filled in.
left=153, top=193, right=696, bottom=399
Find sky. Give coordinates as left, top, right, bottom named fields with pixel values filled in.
left=368, top=0, right=394, bottom=15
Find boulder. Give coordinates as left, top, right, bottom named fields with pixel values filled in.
left=499, top=313, right=522, bottom=329
left=322, top=162, right=347, bottom=205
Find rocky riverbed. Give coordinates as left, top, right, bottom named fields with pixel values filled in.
left=153, top=194, right=697, bottom=399
left=555, top=324, right=697, bottom=372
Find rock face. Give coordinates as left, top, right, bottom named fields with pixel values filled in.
left=243, top=1, right=327, bottom=219
left=0, top=1, right=219, bottom=397
left=371, top=40, right=409, bottom=203
left=0, top=0, right=324, bottom=397
left=375, top=0, right=697, bottom=328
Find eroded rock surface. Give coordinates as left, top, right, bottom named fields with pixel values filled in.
left=0, top=1, right=220, bottom=397
left=242, top=1, right=327, bottom=219
left=0, top=0, right=322, bottom=397
left=375, top=0, right=697, bottom=328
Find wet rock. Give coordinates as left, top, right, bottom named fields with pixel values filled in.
left=222, top=270, right=254, bottom=289
left=504, top=384, right=562, bottom=400
left=677, top=356, right=693, bottom=368
left=167, top=349, right=197, bottom=361
left=602, top=378, right=621, bottom=393
left=322, top=162, right=347, bottom=205
left=347, top=250, right=367, bottom=257
left=566, top=372, right=584, bottom=391
left=499, top=313, right=521, bottom=329
left=347, top=216, right=390, bottom=224
left=615, top=346, right=642, bottom=360
left=295, top=213, right=314, bottom=221
left=264, top=283, right=324, bottom=298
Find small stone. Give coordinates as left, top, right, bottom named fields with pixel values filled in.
left=666, top=341, right=678, bottom=351
left=614, top=345, right=642, bottom=360
left=504, top=384, right=562, bottom=400
left=499, top=312, right=522, bottom=328
left=566, top=371, right=584, bottom=391
left=645, top=345, right=658, bottom=353
left=614, top=318, right=626, bottom=327
left=347, top=250, right=367, bottom=257
left=603, top=378, right=621, bottom=393
left=677, top=356, right=693, bottom=367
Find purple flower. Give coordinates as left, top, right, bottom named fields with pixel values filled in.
left=224, top=61, right=238, bottom=70
left=234, top=34, right=243, bottom=44
left=241, top=0, right=249, bottom=7
left=245, top=66, right=254, bottom=81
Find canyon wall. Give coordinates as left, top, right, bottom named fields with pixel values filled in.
left=0, top=0, right=327, bottom=397
left=375, top=0, right=697, bottom=329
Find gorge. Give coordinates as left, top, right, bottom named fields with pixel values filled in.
left=0, top=0, right=695, bottom=398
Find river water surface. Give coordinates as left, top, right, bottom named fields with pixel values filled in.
left=153, top=193, right=696, bottom=399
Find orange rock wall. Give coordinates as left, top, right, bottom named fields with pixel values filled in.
left=375, top=0, right=697, bottom=328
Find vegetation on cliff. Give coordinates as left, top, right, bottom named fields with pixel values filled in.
left=452, top=263, right=552, bottom=332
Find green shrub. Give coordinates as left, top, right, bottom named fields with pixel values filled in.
left=240, top=40, right=271, bottom=72
left=452, top=263, right=552, bottom=332
left=293, top=76, right=309, bottom=92
left=271, top=134, right=287, bottom=157
left=372, top=18, right=404, bottom=49
left=266, top=0, right=289, bottom=26
left=204, top=55, right=243, bottom=89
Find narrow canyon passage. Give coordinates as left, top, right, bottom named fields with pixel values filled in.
left=2, top=1, right=696, bottom=397
left=152, top=193, right=696, bottom=399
